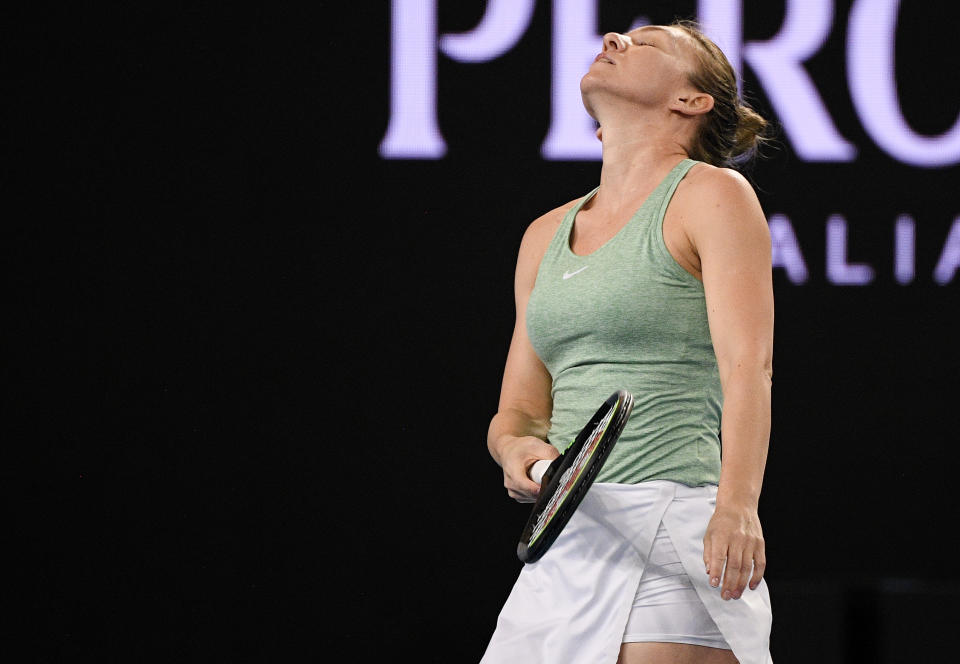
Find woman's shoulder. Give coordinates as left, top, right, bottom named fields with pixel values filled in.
left=682, top=162, right=757, bottom=201
left=513, top=197, right=582, bottom=282
left=519, top=197, right=581, bottom=252
left=530, top=196, right=582, bottom=232
left=676, top=162, right=769, bottom=245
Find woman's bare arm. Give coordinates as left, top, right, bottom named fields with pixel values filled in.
left=684, top=166, right=774, bottom=600
left=487, top=205, right=571, bottom=502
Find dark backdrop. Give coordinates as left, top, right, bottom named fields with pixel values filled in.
left=8, top=1, right=959, bottom=662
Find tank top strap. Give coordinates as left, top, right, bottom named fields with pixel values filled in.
left=545, top=186, right=599, bottom=257
left=651, top=158, right=698, bottom=224
left=565, top=186, right=599, bottom=231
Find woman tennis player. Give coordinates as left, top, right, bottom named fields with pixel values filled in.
left=482, top=20, right=774, bottom=664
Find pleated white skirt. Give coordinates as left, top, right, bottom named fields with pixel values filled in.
left=480, top=481, right=773, bottom=664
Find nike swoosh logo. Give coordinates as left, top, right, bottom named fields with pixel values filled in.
left=562, top=266, right=589, bottom=280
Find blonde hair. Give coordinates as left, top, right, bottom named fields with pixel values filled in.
left=671, top=19, right=769, bottom=169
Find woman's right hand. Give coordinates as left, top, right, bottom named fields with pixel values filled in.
left=499, top=435, right=560, bottom=503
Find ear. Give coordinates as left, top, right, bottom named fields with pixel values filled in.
left=669, top=92, right=714, bottom=117
left=595, top=125, right=603, bottom=141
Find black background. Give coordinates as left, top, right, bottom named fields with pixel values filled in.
left=8, top=1, right=959, bottom=661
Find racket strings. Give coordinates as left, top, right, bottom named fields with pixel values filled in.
left=529, top=405, right=618, bottom=543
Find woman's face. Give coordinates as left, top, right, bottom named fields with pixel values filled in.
left=581, top=25, right=701, bottom=119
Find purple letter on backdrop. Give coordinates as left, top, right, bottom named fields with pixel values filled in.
left=894, top=214, right=915, bottom=285
left=379, top=0, right=535, bottom=159
left=933, top=219, right=960, bottom=285
left=826, top=215, right=874, bottom=285
left=848, top=0, right=960, bottom=167
left=768, top=214, right=809, bottom=284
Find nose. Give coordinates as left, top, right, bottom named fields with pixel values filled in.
left=602, top=32, right=629, bottom=53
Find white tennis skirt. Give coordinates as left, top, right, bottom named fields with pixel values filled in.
left=480, top=481, right=773, bottom=664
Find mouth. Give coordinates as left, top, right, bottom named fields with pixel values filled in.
left=594, top=53, right=613, bottom=64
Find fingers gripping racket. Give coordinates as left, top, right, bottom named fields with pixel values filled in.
left=516, top=389, right=635, bottom=564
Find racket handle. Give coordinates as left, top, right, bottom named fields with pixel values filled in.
left=529, top=459, right=553, bottom=485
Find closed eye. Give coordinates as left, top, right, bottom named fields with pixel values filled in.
left=625, top=33, right=657, bottom=47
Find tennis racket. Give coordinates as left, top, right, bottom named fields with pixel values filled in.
left=516, top=389, right=634, bottom=564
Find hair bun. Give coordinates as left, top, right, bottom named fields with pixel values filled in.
left=731, top=103, right=769, bottom=163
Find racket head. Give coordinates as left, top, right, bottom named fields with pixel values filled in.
left=516, top=389, right=635, bottom=564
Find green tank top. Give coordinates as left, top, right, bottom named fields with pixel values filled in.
left=526, top=158, right=721, bottom=486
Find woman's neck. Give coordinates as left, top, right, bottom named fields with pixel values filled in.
left=590, top=118, right=690, bottom=215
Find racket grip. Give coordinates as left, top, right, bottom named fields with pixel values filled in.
left=529, top=459, right=553, bottom=485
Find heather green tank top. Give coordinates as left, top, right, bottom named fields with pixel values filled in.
left=526, top=159, right=721, bottom=486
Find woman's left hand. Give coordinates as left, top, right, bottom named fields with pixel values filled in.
left=703, top=504, right=766, bottom=600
